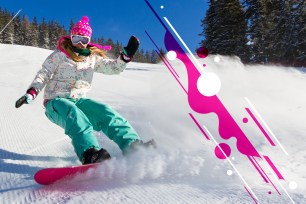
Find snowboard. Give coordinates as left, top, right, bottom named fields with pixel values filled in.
left=34, top=163, right=100, bottom=185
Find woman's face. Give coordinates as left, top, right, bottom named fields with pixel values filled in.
left=71, top=35, right=90, bottom=49
left=72, top=42, right=87, bottom=49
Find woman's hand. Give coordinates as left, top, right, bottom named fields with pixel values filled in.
left=121, top=35, right=140, bottom=62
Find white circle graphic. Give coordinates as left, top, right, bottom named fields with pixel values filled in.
left=167, top=51, right=177, bottom=60
left=227, top=170, right=233, bottom=176
left=197, top=72, right=221, bottom=96
left=214, top=56, right=221, bottom=63
left=289, top=181, right=297, bottom=190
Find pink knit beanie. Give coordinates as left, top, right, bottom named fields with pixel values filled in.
left=71, top=16, right=92, bottom=37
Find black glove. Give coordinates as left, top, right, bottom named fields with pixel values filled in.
left=15, top=87, right=37, bottom=108
left=121, top=35, right=140, bottom=62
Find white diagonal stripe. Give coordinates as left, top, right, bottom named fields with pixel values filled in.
left=203, top=125, right=259, bottom=202
left=163, top=17, right=204, bottom=74
left=245, top=97, right=289, bottom=155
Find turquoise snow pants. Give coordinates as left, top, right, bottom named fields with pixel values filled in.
left=44, top=97, right=140, bottom=161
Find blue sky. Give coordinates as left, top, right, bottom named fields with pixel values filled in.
left=0, top=0, right=208, bottom=52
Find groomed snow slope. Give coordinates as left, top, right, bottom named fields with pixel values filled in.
left=0, top=44, right=305, bottom=204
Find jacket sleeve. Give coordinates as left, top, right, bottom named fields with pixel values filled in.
left=94, top=55, right=127, bottom=75
left=29, top=50, right=61, bottom=93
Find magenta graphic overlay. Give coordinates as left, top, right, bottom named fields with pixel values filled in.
left=214, top=143, right=231, bottom=159
left=252, top=156, right=282, bottom=195
left=145, top=31, right=180, bottom=78
left=189, top=113, right=210, bottom=140
left=263, top=155, right=285, bottom=180
left=144, top=1, right=295, bottom=203
left=248, top=156, right=269, bottom=183
left=164, top=30, right=260, bottom=158
left=246, top=107, right=276, bottom=146
left=243, top=117, right=249, bottom=123
left=145, top=31, right=184, bottom=91
left=196, top=47, right=209, bottom=58
left=155, top=50, right=187, bottom=94
left=161, top=53, right=180, bottom=78
left=244, top=186, right=259, bottom=204
left=196, top=47, right=209, bottom=67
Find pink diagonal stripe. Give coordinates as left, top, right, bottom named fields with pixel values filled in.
left=248, top=156, right=269, bottom=183
left=156, top=51, right=187, bottom=94
left=244, top=186, right=259, bottom=204
left=245, top=108, right=276, bottom=146
left=145, top=30, right=180, bottom=79
left=263, top=155, right=285, bottom=180
left=188, top=113, right=210, bottom=140
left=162, top=54, right=180, bottom=78
left=252, top=157, right=281, bottom=195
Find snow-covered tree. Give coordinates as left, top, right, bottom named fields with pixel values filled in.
left=295, top=0, right=306, bottom=66
left=22, top=15, right=32, bottom=46
left=200, top=0, right=249, bottom=61
left=144, top=50, right=151, bottom=63
left=38, top=18, right=50, bottom=49
left=68, top=19, right=74, bottom=34
left=48, top=21, right=61, bottom=49
left=2, top=11, right=14, bottom=44
left=150, top=50, right=158, bottom=63
left=29, top=16, right=39, bottom=47
left=13, top=15, right=23, bottom=45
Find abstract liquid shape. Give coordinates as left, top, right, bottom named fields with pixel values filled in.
left=164, top=30, right=260, bottom=158
left=196, top=47, right=209, bottom=58
left=215, top=143, right=231, bottom=159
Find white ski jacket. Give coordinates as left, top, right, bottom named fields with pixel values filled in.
left=30, top=42, right=127, bottom=100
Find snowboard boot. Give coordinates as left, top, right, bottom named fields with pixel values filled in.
left=82, top=148, right=111, bottom=165
left=124, top=139, right=157, bottom=155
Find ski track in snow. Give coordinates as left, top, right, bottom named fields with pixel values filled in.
left=0, top=44, right=305, bottom=203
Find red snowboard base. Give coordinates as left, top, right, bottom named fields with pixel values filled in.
left=34, top=163, right=100, bottom=185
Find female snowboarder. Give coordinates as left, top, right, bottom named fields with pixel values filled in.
left=16, top=16, right=154, bottom=165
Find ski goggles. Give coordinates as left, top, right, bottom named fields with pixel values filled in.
left=71, top=35, right=90, bottom=45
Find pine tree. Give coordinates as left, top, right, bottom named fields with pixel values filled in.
left=38, top=17, right=50, bottom=49
left=244, top=0, right=287, bottom=64
left=296, top=0, right=306, bottom=66
left=21, top=15, right=32, bottom=46
left=0, top=8, right=5, bottom=43
left=2, top=11, right=14, bottom=44
left=13, top=15, right=23, bottom=45
left=144, top=50, right=151, bottom=63
left=150, top=50, right=158, bottom=63
left=98, top=37, right=105, bottom=45
left=106, top=38, right=114, bottom=47
left=113, top=40, right=121, bottom=56
left=200, top=0, right=249, bottom=61
left=262, top=0, right=284, bottom=64
left=68, top=19, right=74, bottom=34
left=199, top=0, right=218, bottom=56
left=133, top=49, right=141, bottom=62
left=263, top=0, right=305, bottom=66
left=30, top=16, right=39, bottom=47
left=49, top=21, right=60, bottom=49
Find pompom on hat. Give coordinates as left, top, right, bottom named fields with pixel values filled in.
left=71, top=16, right=92, bottom=38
